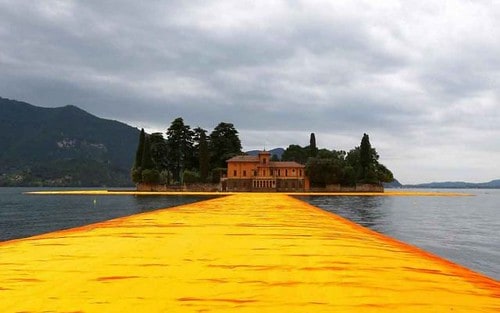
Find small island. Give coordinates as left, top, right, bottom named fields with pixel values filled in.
left=132, top=118, right=393, bottom=192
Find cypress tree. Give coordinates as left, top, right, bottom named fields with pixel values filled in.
left=141, top=135, right=154, bottom=170
left=359, top=133, right=372, bottom=180
left=310, top=133, right=316, bottom=149
left=198, top=131, right=209, bottom=182
left=309, top=132, right=318, bottom=157
left=131, top=129, right=146, bottom=184
left=134, top=128, right=146, bottom=169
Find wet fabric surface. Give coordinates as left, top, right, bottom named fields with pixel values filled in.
left=0, top=194, right=498, bottom=312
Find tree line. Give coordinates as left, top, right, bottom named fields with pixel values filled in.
left=132, top=118, right=394, bottom=187
left=131, top=117, right=242, bottom=184
left=283, top=133, right=394, bottom=187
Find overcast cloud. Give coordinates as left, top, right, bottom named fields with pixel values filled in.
left=1, top=0, right=499, bottom=183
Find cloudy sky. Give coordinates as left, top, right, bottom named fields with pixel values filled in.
left=1, top=0, right=499, bottom=183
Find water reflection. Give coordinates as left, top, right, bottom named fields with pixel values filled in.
left=303, top=196, right=392, bottom=233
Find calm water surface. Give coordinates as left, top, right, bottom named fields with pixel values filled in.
left=300, top=189, right=500, bottom=280
left=0, top=187, right=216, bottom=242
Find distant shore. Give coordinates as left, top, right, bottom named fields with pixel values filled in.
left=25, top=190, right=473, bottom=197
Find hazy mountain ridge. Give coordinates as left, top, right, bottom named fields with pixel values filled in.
left=246, top=148, right=285, bottom=159
left=402, top=179, right=500, bottom=189
left=0, top=97, right=139, bottom=186
left=383, top=179, right=500, bottom=189
left=383, top=179, right=403, bottom=188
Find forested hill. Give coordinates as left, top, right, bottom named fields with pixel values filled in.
left=0, top=97, right=139, bottom=186
left=246, top=148, right=285, bottom=159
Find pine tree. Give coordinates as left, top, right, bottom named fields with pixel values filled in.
left=150, top=132, right=168, bottom=171
left=192, top=127, right=207, bottom=170
left=166, top=117, right=194, bottom=182
left=209, top=122, right=242, bottom=169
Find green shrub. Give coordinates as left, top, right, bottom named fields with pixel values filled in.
left=142, top=169, right=160, bottom=183
left=183, top=170, right=200, bottom=184
left=131, top=167, right=142, bottom=183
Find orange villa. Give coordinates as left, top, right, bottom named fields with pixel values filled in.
left=223, top=150, right=309, bottom=192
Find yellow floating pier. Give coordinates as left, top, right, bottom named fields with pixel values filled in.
left=1, top=194, right=498, bottom=312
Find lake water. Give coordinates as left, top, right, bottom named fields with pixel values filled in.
left=300, top=189, right=500, bottom=280
left=1, top=187, right=498, bottom=280
left=0, top=187, right=216, bottom=242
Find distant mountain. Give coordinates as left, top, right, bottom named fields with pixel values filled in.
left=477, top=179, right=500, bottom=188
left=0, top=97, right=139, bottom=187
left=383, top=179, right=403, bottom=188
left=402, top=179, right=500, bottom=189
left=246, top=148, right=285, bottom=159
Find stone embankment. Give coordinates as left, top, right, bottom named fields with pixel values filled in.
left=137, top=182, right=219, bottom=192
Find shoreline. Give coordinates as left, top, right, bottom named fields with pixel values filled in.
left=24, top=189, right=473, bottom=196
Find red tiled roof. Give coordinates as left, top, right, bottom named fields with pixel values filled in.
left=226, top=155, right=259, bottom=162
left=226, top=155, right=305, bottom=168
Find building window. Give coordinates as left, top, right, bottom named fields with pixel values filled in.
left=243, top=170, right=246, bottom=177
left=299, top=170, right=302, bottom=176
left=233, top=170, right=237, bottom=177
left=278, top=169, right=281, bottom=176
left=285, top=169, right=288, bottom=176
left=263, top=158, right=267, bottom=164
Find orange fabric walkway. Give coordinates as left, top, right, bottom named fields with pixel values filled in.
left=0, top=194, right=498, bottom=312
